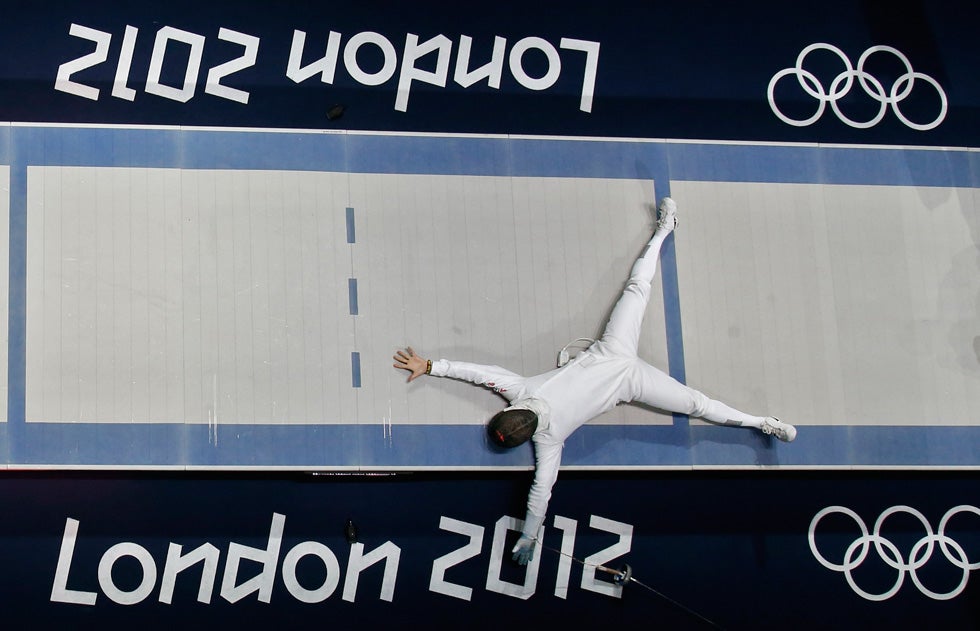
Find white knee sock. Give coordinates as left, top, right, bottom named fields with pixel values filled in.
left=696, top=395, right=766, bottom=429
left=629, top=230, right=668, bottom=284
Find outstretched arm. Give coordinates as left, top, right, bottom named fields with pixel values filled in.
left=512, top=440, right=563, bottom=565
left=393, top=347, right=528, bottom=401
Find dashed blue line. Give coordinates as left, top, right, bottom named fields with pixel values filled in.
left=346, top=207, right=355, bottom=243
left=348, top=278, right=359, bottom=315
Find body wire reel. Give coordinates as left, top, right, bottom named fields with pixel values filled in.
left=557, top=337, right=595, bottom=367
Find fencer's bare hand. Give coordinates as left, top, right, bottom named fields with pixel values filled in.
left=393, top=347, right=428, bottom=382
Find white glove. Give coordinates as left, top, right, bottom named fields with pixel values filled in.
left=512, top=511, right=544, bottom=565
left=511, top=535, right=536, bottom=565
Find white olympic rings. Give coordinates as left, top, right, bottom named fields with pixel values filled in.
left=809, top=505, right=980, bottom=601
left=768, top=43, right=947, bottom=131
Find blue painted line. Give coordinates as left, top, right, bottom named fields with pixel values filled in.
left=351, top=352, right=361, bottom=388
left=667, top=143, right=822, bottom=184
left=645, top=149, right=690, bottom=429
left=818, top=146, right=976, bottom=187
left=0, top=423, right=8, bottom=464
left=15, top=126, right=180, bottom=168
left=509, top=137, right=648, bottom=178
left=3, top=423, right=979, bottom=468
left=181, top=129, right=348, bottom=171
left=348, top=278, right=359, bottom=315
left=7, top=156, right=26, bottom=457
left=347, top=134, right=513, bottom=176
left=660, top=233, right=686, bottom=387
left=0, top=126, right=10, bottom=164
left=657, top=182, right=685, bottom=383
left=662, top=230, right=689, bottom=432
left=0, top=126, right=974, bottom=187
left=346, top=207, right=355, bottom=243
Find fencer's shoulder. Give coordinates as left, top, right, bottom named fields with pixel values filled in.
left=517, top=397, right=550, bottom=431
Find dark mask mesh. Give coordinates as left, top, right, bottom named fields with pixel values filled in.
left=487, top=408, right=538, bottom=448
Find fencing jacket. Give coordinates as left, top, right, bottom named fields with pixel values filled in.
left=431, top=350, right=635, bottom=523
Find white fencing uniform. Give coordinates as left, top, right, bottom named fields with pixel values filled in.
left=429, top=226, right=770, bottom=527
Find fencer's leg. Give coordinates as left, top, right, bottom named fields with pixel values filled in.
left=630, top=361, right=795, bottom=441
left=596, top=198, right=677, bottom=356
left=629, top=197, right=676, bottom=285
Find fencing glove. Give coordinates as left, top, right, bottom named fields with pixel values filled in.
left=511, top=534, right=536, bottom=565
left=512, top=511, right=544, bottom=565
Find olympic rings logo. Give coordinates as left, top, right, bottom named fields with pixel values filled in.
left=768, top=43, right=947, bottom=131
left=809, top=505, right=980, bottom=601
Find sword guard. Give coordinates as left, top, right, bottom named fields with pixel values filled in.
left=614, top=563, right=632, bottom=585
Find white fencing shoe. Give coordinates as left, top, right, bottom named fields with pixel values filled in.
left=657, top=197, right=677, bottom=233
left=761, top=417, right=797, bottom=442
